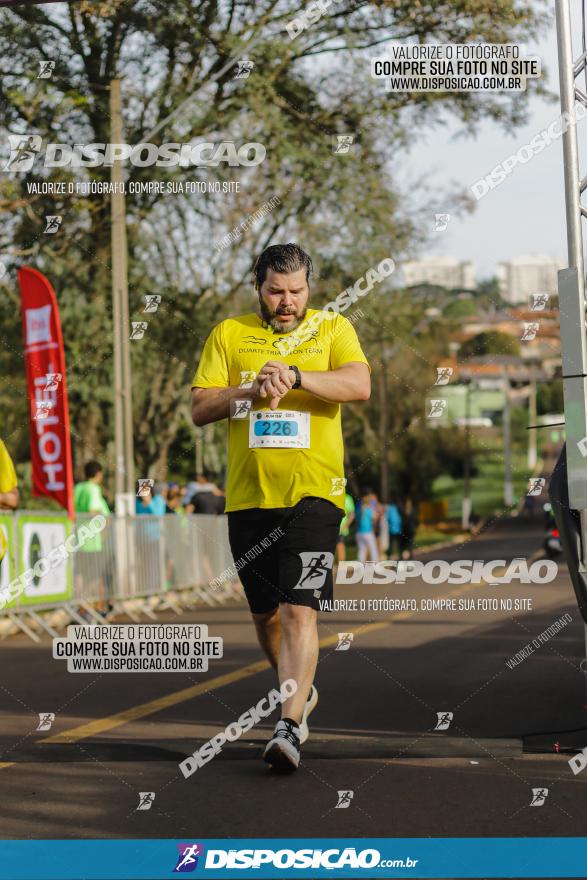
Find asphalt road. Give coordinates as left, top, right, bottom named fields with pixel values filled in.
left=0, top=513, right=586, bottom=849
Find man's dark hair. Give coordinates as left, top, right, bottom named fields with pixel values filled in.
left=84, top=460, right=102, bottom=479
left=253, top=243, right=313, bottom=291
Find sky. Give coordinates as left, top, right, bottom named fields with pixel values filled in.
left=403, top=1, right=585, bottom=281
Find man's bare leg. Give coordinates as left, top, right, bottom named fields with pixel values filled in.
left=252, top=607, right=281, bottom=670
left=277, top=604, right=318, bottom=723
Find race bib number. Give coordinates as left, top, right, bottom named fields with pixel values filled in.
left=249, top=410, right=310, bottom=448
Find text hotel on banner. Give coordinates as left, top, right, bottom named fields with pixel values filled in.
left=17, top=267, right=74, bottom=518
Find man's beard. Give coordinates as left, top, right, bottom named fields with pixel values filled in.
left=259, top=296, right=307, bottom=333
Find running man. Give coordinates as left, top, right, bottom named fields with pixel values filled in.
left=191, top=243, right=370, bottom=772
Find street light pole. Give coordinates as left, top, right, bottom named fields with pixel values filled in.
left=110, top=78, right=135, bottom=514
left=379, top=346, right=390, bottom=504
left=527, top=377, right=537, bottom=470
left=462, top=380, right=471, bottom=530
left=503, top=373, right=514, bottom=507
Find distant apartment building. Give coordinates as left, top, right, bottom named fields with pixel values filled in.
left=497, top=255, right=565, bottom=306
left=402, top=256, right=475, bottom=290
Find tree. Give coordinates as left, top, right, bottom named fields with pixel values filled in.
left=0, top=0, right=550, bottom=492
left=537, top=380, right=564, bottom=415
left=460, top=330, right=521, bottom=359
left=443, top=297, right=477, bottom=318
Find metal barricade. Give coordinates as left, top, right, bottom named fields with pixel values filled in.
left=0, top=510, right=242, bottom=641
left=128, top=514, right=234, bottom=596
left=72, top=513, right=117, bottom=603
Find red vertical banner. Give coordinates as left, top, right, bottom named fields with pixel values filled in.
left=17, top=267, right=74, bottom=518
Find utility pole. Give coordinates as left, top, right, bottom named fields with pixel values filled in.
left=110, top=78, right=135, bottom=597
left=379, top=346, right=390, bottom=504
left=527, top=377, right=537, bottom=470
left=503, top=372, right=514, bottom=507
left=462, top=379, right=472, bottom=530
left=110, top=78, right=135, bottom=514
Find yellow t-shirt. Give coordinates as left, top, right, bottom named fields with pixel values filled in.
left=192, top=310, right=369, bottom=512
left=0, top=440, right=17, bottom=494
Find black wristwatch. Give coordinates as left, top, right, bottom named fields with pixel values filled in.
left=289, top=365, right=302, bottom=390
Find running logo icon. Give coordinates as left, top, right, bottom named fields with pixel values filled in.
left=433, top=213, right=450, bottom=232
left=530, top=293, right=549, bottom=311
left=521, top=322, right=539, bottom=342
left=234, top=59, right=254, bottom=79
left=434, top=711, right=453, bottom=731
left=239, top=371, right=257, bottom=388
left=427, top=399, right=447, bottom=419
left=32, top=399, right=54, bottom=421
left=136, top=792, right=155, bottom=811
left=45, top=372, right=62, bottom=391
left=129, top=321, right=148, bottom=340
left=333, top=135, right=354, bottom=154
left=335, top=790, right=354, bottom=808
left=37, top=60, right=56, bottom=79
left=329, top=477, right=347, bottom=496
left=44, top=215, right=62, bottom=234
left=173, top=843, right=204, bottom=872
left=4, top=134, right=42, bottom=172
left=530, top=788, right=548, bottom=807
left=231, top=399, right=252, bottom=419
left=294, top=552, right=334, bottom=596
left=36, top=712, right=55, bottom=732
left=336, top=632, right=354, bottom=651
left=527, top=477, right=545, bottom=496
left=435, top=367, right=453, bottom=386
left=143, top=294, right=161, bottom=313
left=137, top=479, right=154, bottom=497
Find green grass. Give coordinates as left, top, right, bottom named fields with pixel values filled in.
left=431, top=439, right=534, bottom=520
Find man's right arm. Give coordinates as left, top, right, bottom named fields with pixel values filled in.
left=192, top=384, right=259, bottom=427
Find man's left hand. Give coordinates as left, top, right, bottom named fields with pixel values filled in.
left=258, top=361, right=296, bottom=410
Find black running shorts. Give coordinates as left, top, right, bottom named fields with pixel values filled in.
left=227, top=496, right=343, bottom=614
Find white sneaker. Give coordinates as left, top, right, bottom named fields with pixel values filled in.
left=263, top=719, right=301, bottom=773
left=298, top=684, right=318, bottom=745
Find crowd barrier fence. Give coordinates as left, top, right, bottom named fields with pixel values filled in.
left=0, top=511, right=242, bottom=641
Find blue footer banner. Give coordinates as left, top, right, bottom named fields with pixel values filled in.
left=1, top=838, right=587, bottom=879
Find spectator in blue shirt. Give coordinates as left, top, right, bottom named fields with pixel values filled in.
left=386, top=500, right=403, bottom=560
left=151, top=482, right=168, bottom=516
left=356, top=488, right=380, bottom=563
